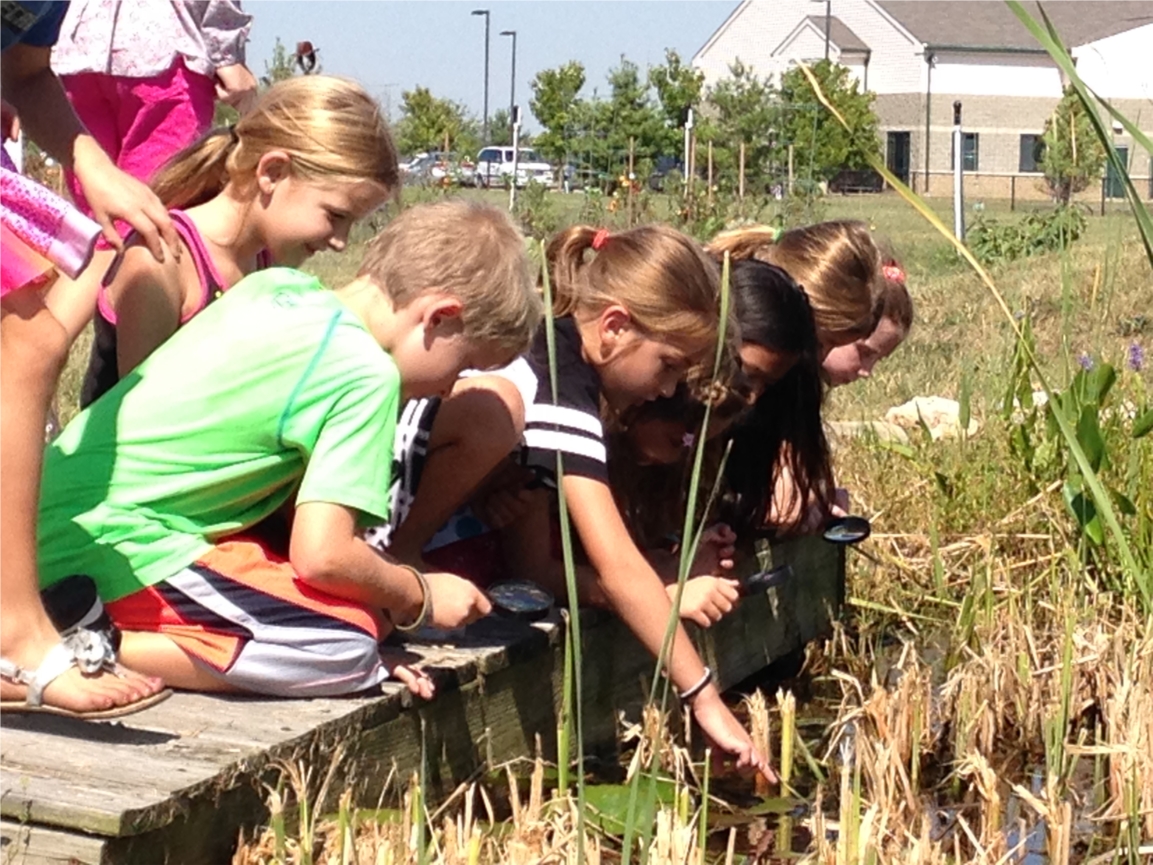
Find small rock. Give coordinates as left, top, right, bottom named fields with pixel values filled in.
left=884, top=396, right=979, bottom=440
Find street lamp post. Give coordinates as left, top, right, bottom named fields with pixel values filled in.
left=500, top=29, right=517, bottom=136
left=471, top=10, right=490, bottom=144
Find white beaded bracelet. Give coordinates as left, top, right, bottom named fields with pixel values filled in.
left=678, top=666, right=713, bottom=702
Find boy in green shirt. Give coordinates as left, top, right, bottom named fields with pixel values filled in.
left=36, top=200, right=541, bottom=698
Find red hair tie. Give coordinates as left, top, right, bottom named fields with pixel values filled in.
left=882, top=264, right=905, bottom=284
left=591, top=228, right=610, bottom=251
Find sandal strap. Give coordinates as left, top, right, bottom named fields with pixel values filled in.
left=0, top=657, right=35, bottom=688
left=25, top=642, right=79, bottom=707
left=0, top=627, right=118, bottom=707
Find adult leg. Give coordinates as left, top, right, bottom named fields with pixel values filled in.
left=116, top=60, right=216, bottom=187
left=60, top=73, right=121, bottom=214
left=0, top=289, right=164, bottom=712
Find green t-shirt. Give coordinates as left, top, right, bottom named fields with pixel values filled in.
left=38, top=268, right=399, bottom=602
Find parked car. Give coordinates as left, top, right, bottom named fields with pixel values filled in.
left=648, top=155, right=684, bottom=192
left=402, top=152, right=476, bottom=187
left=829, top=168, right=885, bottom=194
left=474, top=146, right=555, bottom=189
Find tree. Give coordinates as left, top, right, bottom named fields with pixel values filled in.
left=698, top=60, right=777, bottom=189
left=262, top=38, right=299, bottom=88
left=530, top=61, right=585, bottom=163
left=1040, top=87, right=1107, bottom=204
left=487, top=109, right=514, bottom=146
left=601, top=58, right=667, bottom=169
left=775, top=59, right=880, bottom=183
left=648, top=49, right=704, bottom=131
left=393, top=87, right=478, bottom=156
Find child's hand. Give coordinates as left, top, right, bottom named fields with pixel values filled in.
left=391, top=664, right=435, bottom=700
left=669, top=576, right=741, bottom=628
left=72, top=139, right=179, bottom=262
left=473, top=464, right=538, bottom=529
left=690, top=687, right=778, bottom=784
left=692, top=522, right=737, bottom=575
left=424, top=572, right=493, bottom=629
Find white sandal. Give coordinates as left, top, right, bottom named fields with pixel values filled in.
left=1, top=619, right=170, bottom=719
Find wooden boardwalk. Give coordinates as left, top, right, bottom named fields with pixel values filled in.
left=0, top=536, right=843, bottom=864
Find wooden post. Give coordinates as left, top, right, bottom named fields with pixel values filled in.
left=627, top=136, right=635, bottom=228
left=787, top=144, right=795, bottom=196
left=738, top=141, right=746, bottom=200
left=1010, top=175, right=1016, bottom=212
left=707, top=140, right=714, bottom=208
left=689, top=133, right=697, bottom=194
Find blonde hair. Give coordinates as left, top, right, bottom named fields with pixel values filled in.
left=357, top=200, right=541, bottom=355
left=709, top=221, right=883, bottom=341
left=547, top=224, right=724, bottom=359
left=152, top=76, right=398, bottom=209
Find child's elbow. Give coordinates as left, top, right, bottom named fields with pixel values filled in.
left=289, top=544, right=345, bottom=587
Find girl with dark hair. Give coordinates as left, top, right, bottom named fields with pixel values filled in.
left=720, top=259, right=835, bottom=538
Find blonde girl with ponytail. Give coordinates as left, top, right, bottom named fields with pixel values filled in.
left=74, top=75, right=398, bottom=406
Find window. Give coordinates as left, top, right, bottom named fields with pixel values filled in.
left=951, top=132, right=979, bottom=171
left=478, top=148, right=498, bottom=163
left=1019, top=134, right=1044, bottom=172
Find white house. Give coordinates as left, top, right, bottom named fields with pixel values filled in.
left=693, top=1, right=1153, bottom=199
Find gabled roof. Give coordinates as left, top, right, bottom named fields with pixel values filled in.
left=876, top=1, right=1153, bottom=50
left=803, top=15, right=871, bottom=53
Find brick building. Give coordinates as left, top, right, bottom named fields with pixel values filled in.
left=692, top=1, right=1153, bottom=201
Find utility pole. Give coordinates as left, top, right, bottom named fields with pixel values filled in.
left=824, top=0, right=832, bottom=60
left=500, top=29, right=517, bottom=136
left=952, top=101, right=965, bottom=241
left=471, top=10, right=490, bottom=144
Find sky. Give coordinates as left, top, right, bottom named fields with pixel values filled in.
left=243, top=1, right=735, bottom=130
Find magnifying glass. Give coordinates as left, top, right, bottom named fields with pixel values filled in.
left=822, top=515, right=872, bottom=545
left=740, top=563, right=794, bottom=596
left=488, top=580, right=555, bottom=622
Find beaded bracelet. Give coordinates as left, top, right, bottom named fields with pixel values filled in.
left=394, top=565, right=432, bottom=632
left=678, top=666, right=713, bottom=702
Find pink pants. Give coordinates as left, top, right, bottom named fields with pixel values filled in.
left=61, top=59, right=216, bottom=214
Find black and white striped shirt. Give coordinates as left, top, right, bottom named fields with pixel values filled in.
left=519, top=317, right=608, bottom=483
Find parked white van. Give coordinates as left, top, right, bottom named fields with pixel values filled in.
left=474, top=146, right=555, bottom=189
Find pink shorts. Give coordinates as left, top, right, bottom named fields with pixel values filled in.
left=62, top=59, right=216, bottom=213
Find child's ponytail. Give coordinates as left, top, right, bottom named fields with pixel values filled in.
left=542, top=223, right=723, bottom=362
left=545, top=225, right=599, bottom=316
left=151, top=127, right=237, bottom=210
left=150, top=76, right=398, bottom=213
left=708, top=225, right=782, bottom=261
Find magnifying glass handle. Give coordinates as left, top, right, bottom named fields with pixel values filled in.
left=741, top=564, right=794, bottom=596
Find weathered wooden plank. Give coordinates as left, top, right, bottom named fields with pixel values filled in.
left=0, top=537, right=844, bottom=865
left=0, top=818, right=107, bottom=865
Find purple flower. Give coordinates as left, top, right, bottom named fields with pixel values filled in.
left=682, top=432, right=696, bottom=449
left=1128, top=342, right=1145, bottom=372
left=1078, top=352, right=1094, bottom=371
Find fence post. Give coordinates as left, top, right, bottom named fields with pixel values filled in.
left=739, top=142, right=746, bottom=200
left=707, top=141, right=714, bottom=209
left=627, top=136, right=635, bottom=228
left=1010, top=175, right=1016, bottom=212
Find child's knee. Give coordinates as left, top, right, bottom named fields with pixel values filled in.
left=1, top=302, right=70, bottom=384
